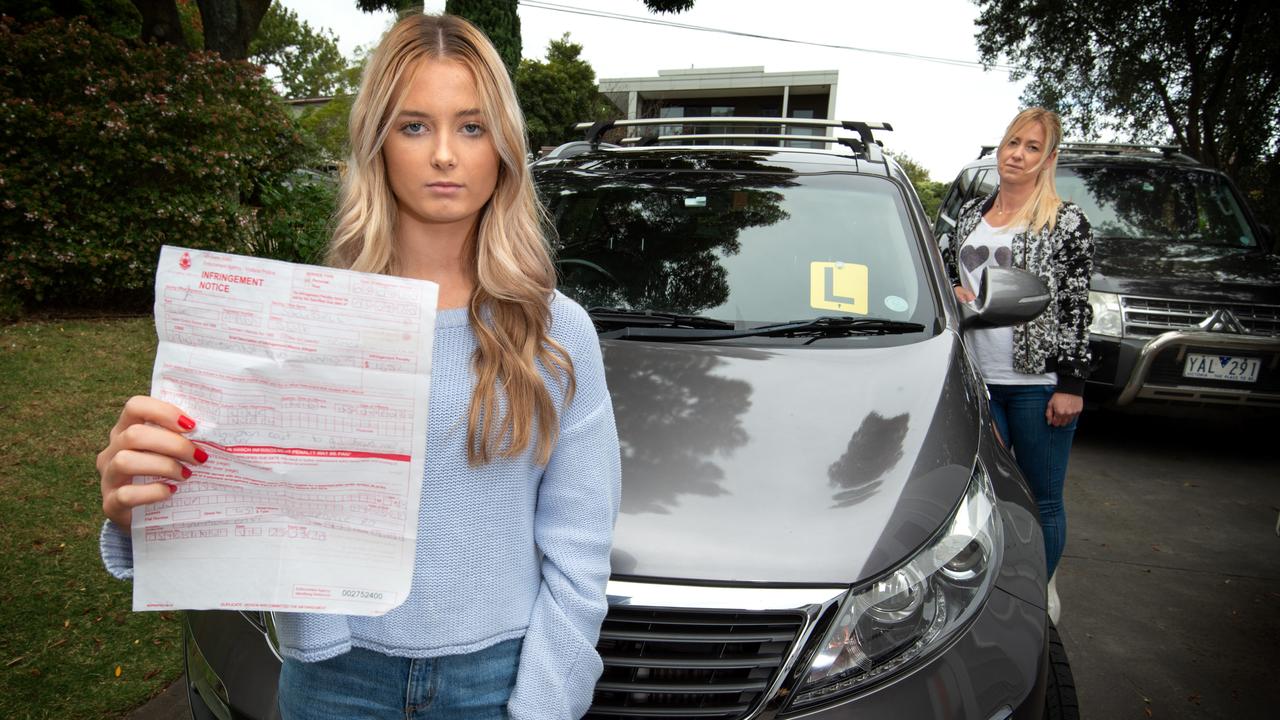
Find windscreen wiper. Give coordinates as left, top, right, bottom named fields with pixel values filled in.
left=598, top=315, right=925, bottom=343
left=587, top=307, right=736, bottom=331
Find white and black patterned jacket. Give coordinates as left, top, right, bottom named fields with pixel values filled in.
left=940, top=192, right=1096, bottom=395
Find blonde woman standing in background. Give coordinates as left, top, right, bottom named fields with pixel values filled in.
left=940, top=107, right=1095, bottom=616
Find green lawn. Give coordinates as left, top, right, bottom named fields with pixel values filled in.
left=0, top=318, right=183, bottom=719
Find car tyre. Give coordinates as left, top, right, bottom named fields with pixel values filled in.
left=1044, top=621, right=1079, bottom=720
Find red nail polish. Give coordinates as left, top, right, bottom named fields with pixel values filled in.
left=178, top=415, right=196, bottom=431
left=165, top=483, right=178, bottom=494
left=193, top=448, right=208, bottom=464
left=181, top=466, right=192, bottom=479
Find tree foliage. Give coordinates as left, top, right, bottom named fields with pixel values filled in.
left=1, top=0, right=270, bottom=58
left=973, top=0, right=1279, bottom=180
left=249, top=2, right=352, bottom=98
left=297, top=52, right=370, bottom=161
left=356, top=0, right=421, bottom=12
left=444, top=0, right=520, bottom=77
left=517, top=34, right=615, bottom=151
left=0, top=0, right=142, bottom=38
left=889, top=153, right=946, bottom=220
left=0, top=16, right=317, bottom=311
left=641, top=0, right=695, bottom=12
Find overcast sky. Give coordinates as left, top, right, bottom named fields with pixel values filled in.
left=278, top=0, right=1030, bottom=181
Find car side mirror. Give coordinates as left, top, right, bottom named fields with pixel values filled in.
left=1259, top=223, right=1277, bottom=253
left=960, top=267, right=1051, bottom=331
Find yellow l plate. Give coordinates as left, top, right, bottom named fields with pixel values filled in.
left=810, top=261, right=868, bottom=315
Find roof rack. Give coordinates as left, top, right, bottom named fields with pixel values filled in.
left=978, top=141, right=1189, bottom=160
left=573, top=117, right=894, bottom=162
left=1059, top=142, right=1183, bottom=155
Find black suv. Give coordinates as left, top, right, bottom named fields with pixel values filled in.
left=181, top=119, right=1076, bottom=719
left=935, top=144, right=1280, bottom=412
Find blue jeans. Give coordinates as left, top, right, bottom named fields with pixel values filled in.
left=987, top=384, right=1077, bottom=578
left=278, top=637, right=522, bottom=720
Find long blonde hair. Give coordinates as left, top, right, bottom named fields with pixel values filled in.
left=999, top=107, right=1063, bottom=235
left=328, top=14, right=573, bottom=466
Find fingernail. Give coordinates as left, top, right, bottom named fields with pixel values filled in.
left=193, top=448, right=208, bottom=464
left=181, top=466, right=192, bottom=479
left=178, top=415, right=196, bottom=431
left=165, top=483, right=178, bottom=494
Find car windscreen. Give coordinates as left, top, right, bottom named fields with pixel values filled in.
left=537, top=169, right=936, bottom=337
left=1056, top=166, right=1258, bottom=248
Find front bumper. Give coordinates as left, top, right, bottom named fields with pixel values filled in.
left=184, top=581, right=1048, bottom=720
left=1088, top=331, right=1280, bottom=409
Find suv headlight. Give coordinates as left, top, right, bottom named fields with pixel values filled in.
left=790, top=462, right=1003, bottom=708
left=1088, top=291, right=1123, bottom=338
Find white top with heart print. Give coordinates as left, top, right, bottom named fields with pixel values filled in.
left=959, top=218, right=1057, bottom=386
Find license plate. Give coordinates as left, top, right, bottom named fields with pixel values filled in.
left=1183, top=353, right=1260, bottom=382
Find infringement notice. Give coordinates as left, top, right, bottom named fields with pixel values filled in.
left=132, top=246, right=438, bottom=616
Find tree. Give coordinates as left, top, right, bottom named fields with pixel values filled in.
left=298, top=50, right=370, bottom=161
left=127, top=0, right=271, bottom=58
left=641, top=0, right=695, bottom=12
left=889, top=153, right=947, bottom=219
left=973, top=0, right=1279, bottom=182
left=356, top=0, right=421, bottom=11
left=132, top=0, right=187, bottom=45
left=517, top=34, right=616, bottom=151
left=0, top=0, right=145, bottom=37
left=444, top=0, right=520, bottom=77
left=0, top=15, right=312, bottom=310
left=191, top=0, right=269, bottom=59
left=250, top=3, right=353, bottom=98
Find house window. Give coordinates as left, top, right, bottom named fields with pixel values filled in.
left=789, top=109, right=822, bottom=149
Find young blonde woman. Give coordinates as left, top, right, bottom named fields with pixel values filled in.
left=96, top=14, right=620, bottom=719
left=940, top=108, right=1095, bottom=608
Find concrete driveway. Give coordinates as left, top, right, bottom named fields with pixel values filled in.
left=1059, top=408, right=1280, bottom=719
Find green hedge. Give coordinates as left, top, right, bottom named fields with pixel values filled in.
left=0, top=16, right=329, bottom=315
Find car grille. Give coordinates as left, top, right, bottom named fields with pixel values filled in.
left=586, top=607, right=807, bottom=719
left=1121, top=296, right=1280, bottom=338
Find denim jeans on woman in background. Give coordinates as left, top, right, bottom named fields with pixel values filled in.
left=986, top=384, right=1078, bottom=578
left=277, top=637, right=522, bottom=720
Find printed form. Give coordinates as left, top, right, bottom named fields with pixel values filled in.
left=133, top=246, right=438, bottom=616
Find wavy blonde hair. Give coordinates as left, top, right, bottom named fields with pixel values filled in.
left=328, top=14, right=573, bottom=466
left=999, top=107, right=1063, bottom=235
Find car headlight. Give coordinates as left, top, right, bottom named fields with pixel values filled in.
left=790, top=462, right=1003, bottom=708
left=1088, top=291, right=1123, bottom=338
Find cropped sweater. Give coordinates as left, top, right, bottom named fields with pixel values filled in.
left=101, top=292, right=622, bottom=720
left=940, top=192, right=1096, bottom=395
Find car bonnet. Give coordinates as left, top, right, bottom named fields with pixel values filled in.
left=603, top=331, right=981, bottom=586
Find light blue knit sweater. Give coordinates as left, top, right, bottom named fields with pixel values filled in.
left=101, top=292, right=621, bottom=720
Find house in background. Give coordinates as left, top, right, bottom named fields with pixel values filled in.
left=598, top=66, right=838, bottom=147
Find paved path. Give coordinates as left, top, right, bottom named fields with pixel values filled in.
left=1058, top=409, right=1280, bottom=719
left=127, top=675, right=187, bottom=720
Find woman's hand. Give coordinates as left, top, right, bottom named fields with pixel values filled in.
left=1045, top=392, right=1083, bottom=427
left=97, top=396, right=206, bottom=528
left=953, top=285, right=976, bottom=303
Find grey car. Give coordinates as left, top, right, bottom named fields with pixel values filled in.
left=182, top=118, right=1075, bottom=719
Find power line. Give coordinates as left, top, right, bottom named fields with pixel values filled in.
left=518, top=0, right=1019, bottom=73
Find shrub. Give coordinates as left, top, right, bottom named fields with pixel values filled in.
left=248, top=170, right=337, bottom=266
left=0, top=16, right=314, bottom=312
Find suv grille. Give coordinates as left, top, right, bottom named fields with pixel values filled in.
left=1121, top=296, right=1280, bottom=338
left=586, top=607, right=806, bottom=719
